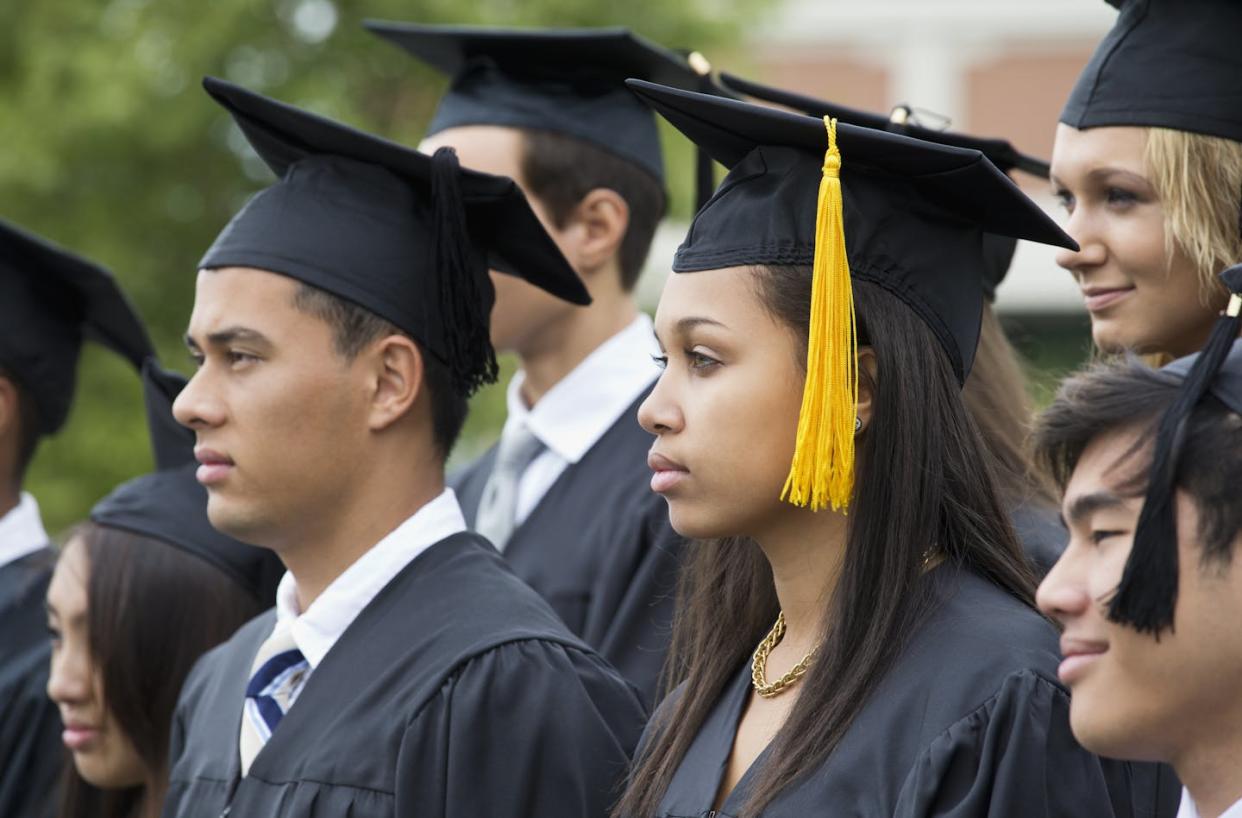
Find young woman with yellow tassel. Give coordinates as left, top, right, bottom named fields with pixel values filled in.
left=613, top=82, right=1180, bottom=818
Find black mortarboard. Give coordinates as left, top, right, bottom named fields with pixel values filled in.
left=627, top=80, right=1075, bottom=513
left=718, top=72, right=1054, bottom=301
left=1061, top=0, right=1242, bottom=142
left=0, top=219, right=153, bottom=435
left=1109, top=264, right=1242, bottom=635
left=199, top=76, right=588, bottom=397
left=91, top=359, right=285, bottom=605
left=363, top=23, right=722, bottom=205
left=720, top=73, right=1051, bottom=179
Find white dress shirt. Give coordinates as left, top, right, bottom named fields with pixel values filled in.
left=1178, top=789, right=1242, bottom=818
left=0, top=493, right=50, bottom=572
left=502, top=313, right=659, bottom=525
left=272, top=488, right=467, bottom=671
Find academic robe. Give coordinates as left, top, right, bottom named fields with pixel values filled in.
left=0, top=547, right=62, bottom=818
left=454, top=391, right=681, bottom=707
left=161, top=532, right=646, bottom=818
left=1011, top=499, right=1068, bottom=578
left=637, top=564, right=1180, bottom=818
left=454, top=391, right=679, bottom=704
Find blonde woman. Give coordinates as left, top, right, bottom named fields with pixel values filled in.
left=1053, top=0, right=1242, bottom=360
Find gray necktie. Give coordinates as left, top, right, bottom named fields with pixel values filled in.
left=475, top=423, right=545, bottom=552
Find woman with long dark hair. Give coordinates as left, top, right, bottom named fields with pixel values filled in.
left=615, top=83, right=1178, bottom=817
left=46, top=362, right=282, bottom=818
left=716, top=73, right=1064, bottom=574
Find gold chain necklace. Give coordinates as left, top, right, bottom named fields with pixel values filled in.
left=751, top=612, right=816, bottom=698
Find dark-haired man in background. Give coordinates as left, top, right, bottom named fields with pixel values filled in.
left=366, top=24, right=712, bottom=703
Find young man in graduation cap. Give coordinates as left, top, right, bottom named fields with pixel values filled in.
left=1036, top=267, right=1242, bottom=818
left=0, top=219, right=153, bottom=818
left=160, top=77, right=645, bottom=818
left=361, top=24, right=719, bottom=704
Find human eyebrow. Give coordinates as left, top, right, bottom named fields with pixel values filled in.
left=1085, top=167, right=1151, bottom=188
left=1064, top=490, right=1128, bottom=527
left=44, top=600, right=84, bottom=627
left=186, top=326, right=273, bottom=350
left=675, top=316, right=728, bottom=334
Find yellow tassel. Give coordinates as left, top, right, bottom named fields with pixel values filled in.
left=780, top=117, right=858, bottom=512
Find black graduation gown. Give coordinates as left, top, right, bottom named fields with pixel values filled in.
left=0, top=547, right=62, bottom=818
left=639, top=565, right=1180, bottom=818
left=1011, top=499, right=1067, bottom=578
left=162, top=532, right=647, bottom=818
left=454, top=390, right=682, bottom=706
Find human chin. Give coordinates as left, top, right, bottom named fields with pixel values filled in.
left=73, top=728, right=144, bottom=789
left=1089, top=303, right=1161, bottom=355
left=665, top=490, right=770, bottom=541
left=1067, top=657, right=1161, bottom=761
left=204, top=490, right=271, bottom=543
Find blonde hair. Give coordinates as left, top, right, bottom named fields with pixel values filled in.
left=1144, top=127, right=1242, bottom=300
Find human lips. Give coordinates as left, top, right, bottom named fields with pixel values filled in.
left=1081, top=284, right=1135, bottom=313
left=61, top=719, right=101, bottom=752
left=1058, top=636, right=1109, bottom=685
left=194, top=447, right=235, bottom=486
left=647, top=451, right=689, bottom=494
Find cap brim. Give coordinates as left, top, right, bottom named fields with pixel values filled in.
left=203, top=76, right=590, bottom=305
left=718, top=72, right=1051, bottom=179
left=363, top=22, right=700, bottom=88
left=625, top=79, right=1075, bottom=250
left=0, top=218, right=153, bottom=370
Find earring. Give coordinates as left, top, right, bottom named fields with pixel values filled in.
left=855, top=416, right=863, bottom=433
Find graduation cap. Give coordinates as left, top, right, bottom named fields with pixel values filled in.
left=1062, top=0, right=1242, bottom=142
left=199, top=76, right=588, bottom=398
left=0, top=219, right=153, bottom=435
left=362, top=23, right=726, bottom=208
left=626, top=80, right=1075, bottom=512
left=1109, top=264, right=1242, bottom=635
left=718, top=72, right=1053, bottom=301
left=91, top=359, right=285, bottom=605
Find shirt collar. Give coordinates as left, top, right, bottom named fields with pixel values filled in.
left=0, top=493, right=50, bottom=571
left=274, top=488, right=467, bottom=668
left=1177, top=788, right=1242, bottom=818
left=504, top=313, right=659, bottom=464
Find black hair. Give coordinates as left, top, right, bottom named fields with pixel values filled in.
left=291, top=283, right=468, bottom=458
left=616, top=267, right=1035, bottom=818
left=519, top=129, right=667, bottom=291
left=1034, top=356, right=1242, bottom=565
left=56, top=524, right=265, bottom=818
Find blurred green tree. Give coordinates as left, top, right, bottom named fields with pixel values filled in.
left=0, top=0, right=764, bottom=534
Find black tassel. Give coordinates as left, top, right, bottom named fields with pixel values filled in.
left=430, top=147, right=499, bottom=397
left=695, top=146, right=715, bottom=212
left=1110, top=263, right=1242, bottom=634
left=690, top=52, right=718, bottom=211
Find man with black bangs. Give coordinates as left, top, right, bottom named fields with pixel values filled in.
left=1036, top=268, right=1242, bottom=818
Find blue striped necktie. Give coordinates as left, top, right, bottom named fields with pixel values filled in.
left=239, top=621, right=309, bottom=775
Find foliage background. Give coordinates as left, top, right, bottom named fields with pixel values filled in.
left=1, top=0, right=1091, bottom=534
left=0, top=0, right=773, bottom=534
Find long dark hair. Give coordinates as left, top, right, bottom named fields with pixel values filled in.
left=961, top=303, right=1058, bottom=510
left=57, top=523, right=266, bottom=818
left=617, top=269, right=1038, bottom=818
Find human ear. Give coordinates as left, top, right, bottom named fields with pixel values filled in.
left=855, top=347, right=878, bottom=432
left=567, top=187, right=629, bottom=274
left=367, top=336, right=423, bottom=432
left=0, top=376, right=15, bottom=440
